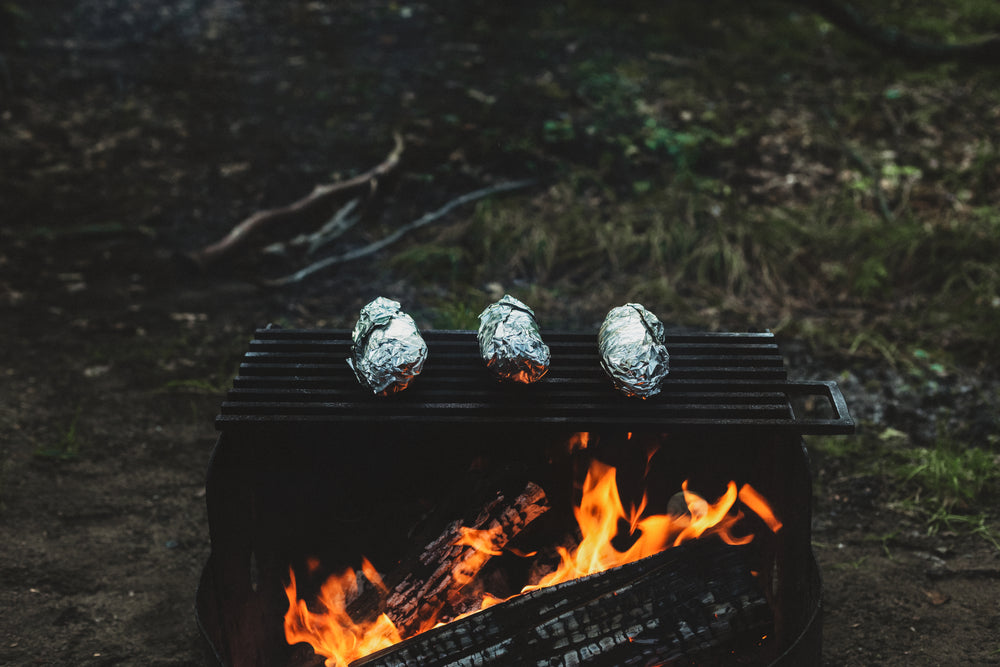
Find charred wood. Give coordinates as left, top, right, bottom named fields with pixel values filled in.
left=352, top=540, right=772, bottom=667
left=347, top=482, right=550, bottom=638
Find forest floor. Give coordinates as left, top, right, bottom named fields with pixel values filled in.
left=2, top=1, right=999, bottom=665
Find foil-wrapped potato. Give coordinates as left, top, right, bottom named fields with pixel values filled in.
left=347, top=297, right=428, bottom=395
left=598, top=303, right=670, bottom=398
left=477, top=295, right=550, bottom=384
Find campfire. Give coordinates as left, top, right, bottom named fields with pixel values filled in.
left=196, top=328, right=853, bottom=667
left=282, top=445, right=783, bottom=667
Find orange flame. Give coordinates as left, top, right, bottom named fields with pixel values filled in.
left=738, top=483, right=784, bottom=533
left=567, top=432, right=590, bottom=452
left=453, top=525, right=504, bottom=556
left=284, top=435, right=782, bottom=665
left=522, top=462, right=771, bottom=591
left=283, top=558, right=401, bottom=667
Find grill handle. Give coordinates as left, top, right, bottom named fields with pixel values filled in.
left=784, top=380, right=855, bottom=434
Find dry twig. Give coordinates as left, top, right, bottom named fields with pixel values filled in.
left=187, top=133, right=404, bottom=269
left=262, top=196, right=363, bottom=258
left=263, top=179, right=536, bottom=287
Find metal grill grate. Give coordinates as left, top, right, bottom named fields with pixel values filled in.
left=216, top=329, right=853, bottom=434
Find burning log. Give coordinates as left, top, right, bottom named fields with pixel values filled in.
left=347, top=482, right=550, bottom=638
left=352, top=539, right=772, bottom=667
left=287, top=455, right=785, bottom=667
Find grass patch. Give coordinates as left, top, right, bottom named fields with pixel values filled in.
left=388, top=244, right=471, bottom=284
left=832, top=556, right=869, bottom=570
left=0, top=457, right=9, bottom=511
left=899, top=439, right=998, bottom=512
left=391, top=171, right=1000, bottom=364
left=921, top=508, right=1000, bottom=551
left=428, top=300, right=481, bottom=330
left=895, top=436, right=1000, bottom=550
left=810, top=427, right=1000, bottom=549
left=34, top=406, right=83, bottom=461
left=373, top=0, right=1000, bottom=364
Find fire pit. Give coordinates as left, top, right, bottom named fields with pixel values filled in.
left=196, top=327, right=853, bottom=666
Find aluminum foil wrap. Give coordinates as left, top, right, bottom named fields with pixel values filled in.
left=347, top=297, right=428, bottom=396
left=477, top=295, right=550, bottom=384
left=598, top=303, right=670, bottom=398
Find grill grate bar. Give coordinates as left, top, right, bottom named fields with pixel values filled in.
left=222, top=387, right=789, bottom=404
left=216, top=329, right=854, bottom=434
left=249, top=329, right=782, bottom=343
left=241, top=352, right=786, bottom=366
left=236, top=363, right=787, bottom=380
left=220, top=401, right=792, bottom=418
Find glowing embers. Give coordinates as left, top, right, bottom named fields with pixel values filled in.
left=283, top=434, right=781, bottom=667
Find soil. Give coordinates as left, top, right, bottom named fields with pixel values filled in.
left=2, top=1, right=999, bottom=665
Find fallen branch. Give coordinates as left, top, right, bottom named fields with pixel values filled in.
left=801, top=0, right=1000, bottom=64
left=262, top=196, right=363, bottom=258
left=187, top=133, right=404, bottom=270
left=263, top=179, right=537, bottom=287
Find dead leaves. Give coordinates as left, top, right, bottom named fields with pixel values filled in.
left=923, top=590, right=951, bottom=606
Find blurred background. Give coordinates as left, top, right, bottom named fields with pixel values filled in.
left=1, top=1, right=999, bottom=664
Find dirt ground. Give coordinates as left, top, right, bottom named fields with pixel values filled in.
left=2, top=1, right=999, bottom=665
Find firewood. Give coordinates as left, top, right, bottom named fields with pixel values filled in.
left=347, top=482, right=550, bottom=638
left=351, top=540, right=772, bottom=667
